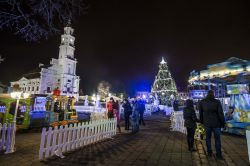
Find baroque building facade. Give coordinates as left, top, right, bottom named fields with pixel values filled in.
left=10, top=24, right=80, bottom=100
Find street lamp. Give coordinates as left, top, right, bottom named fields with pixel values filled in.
left=92, top=94, right=96, bottom=105
left=6, top=91, right=29, bottom=153
left=96, top=94, right=100, bottom=108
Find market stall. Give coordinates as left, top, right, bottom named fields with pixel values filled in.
left=188, top=57, right=250, bottom=135
left=0, top=94, right=31, bottom=130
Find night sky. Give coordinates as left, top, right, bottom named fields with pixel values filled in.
left=1, top=0, right=250, bottom=95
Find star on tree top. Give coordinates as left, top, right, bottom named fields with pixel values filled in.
left=160, top=57, right=166, bottom=64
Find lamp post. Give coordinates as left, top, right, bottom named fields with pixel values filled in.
left=92, top=94, right=96, bottom=105
left=96, top=94, right=100, bottom=108
left=6, top=91, right=29, bottom=153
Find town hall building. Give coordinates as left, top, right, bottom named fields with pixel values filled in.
left=10, top=24, right=80, bottom=100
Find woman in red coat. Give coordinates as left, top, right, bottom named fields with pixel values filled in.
left=107, top=97, right=115, bottom=119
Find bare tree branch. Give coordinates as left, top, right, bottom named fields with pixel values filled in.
left=0, top=0, right=88, bottom=42
left=0, top=55, right=4, bottom=63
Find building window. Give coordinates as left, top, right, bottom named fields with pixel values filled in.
left=68, top=80, right=71, bottom=82
left=47, top=87, right=51, bottom=93
left=28, top=87, right=30, bottom=91
left=37, top=87, right=39, bottom=91
left=32, top=87, right=34, bottom=91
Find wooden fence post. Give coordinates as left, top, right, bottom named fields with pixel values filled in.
left=0, top=124, right=6, bottom=151
left=67, top=124, right=73, bottom=152
left=45, top=127, right=53, bottom=159
left=56, top=125, right=64, bottom=156
left=71, top=123, right=77, bottom=150
left=76, top=123, right=81, bottom=149
left=62, top=125, right=68, bottom=153
left=84, top=122, right=88, bottom=146
left=51, top=126, right=58, bottom=156
left=0, top=123, right=2, bottom=151
left=39, top=128, right=47, bottom=160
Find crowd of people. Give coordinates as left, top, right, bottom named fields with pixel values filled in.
left=106, top=97, right=146, bottom=134
left=106, top=90, right=226, bottom=160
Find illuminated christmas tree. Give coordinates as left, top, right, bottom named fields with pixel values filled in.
left=151, top=57, right=178, bottom=105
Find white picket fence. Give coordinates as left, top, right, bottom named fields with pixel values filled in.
left=170, top=111, right=187, bottom=134
left=74, top=106, right=106, bottom=113
left=39, top=118, right=117, bottom=160
left=0, top=123, right=14, bottom=153
left=170, top=111, right=204, bottom=140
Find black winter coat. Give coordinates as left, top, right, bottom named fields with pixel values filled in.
left=123, top=102, right=132, bottom=117
left=199, top=97, right=225, bottom=128
left=183, top=107, right=198, bottom=129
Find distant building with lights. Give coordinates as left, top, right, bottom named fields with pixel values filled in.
left=188, top=57, right=250, bottom=99
left=178, top=91, right=189, bottom=100
left=10, top=23, right=80, bottom=100
left=136, top=91, right=150, bottom=99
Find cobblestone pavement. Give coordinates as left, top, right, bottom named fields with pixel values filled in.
left=0, top=113, right=249, bottom=166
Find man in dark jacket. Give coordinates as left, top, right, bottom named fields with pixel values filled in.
left=199, top=90, right=225, bottom=160
left=173, top=100, right=179, bottom=111
left=138, top=99, right=146, bottom=126
left=122, top=99, right=132, bottom=130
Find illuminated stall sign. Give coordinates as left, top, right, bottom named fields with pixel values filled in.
left=189, top=90, right=207, bottom=99
left=227, top=84, right=249, bottom=95
left=33, top=96, right=47, bottom=111
left=0, top=106, right=6, bottom=113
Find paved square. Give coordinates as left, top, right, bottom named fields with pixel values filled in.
left=0, top=113, right=249, bottom=166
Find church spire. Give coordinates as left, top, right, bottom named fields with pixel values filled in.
left=59, top=23, right=75, bottom=59
left=66, top=19, right=71, bottom=27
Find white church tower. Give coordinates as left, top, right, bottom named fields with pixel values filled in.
left=11, top=22, right=80, bottom=100
left=57, top=22, right=80, bottom=99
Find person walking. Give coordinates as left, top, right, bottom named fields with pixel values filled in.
left=173, top=100, right=179, bottom=111
left=132, top=99, right=140, bottom=134
left=138, top=99, right=146, bottom=126
left=122, top=99, right=132, bottom=130
left=199, top=90, right=225, bottom=160
left=113, top=100, right=121, bottom=133
left=106, top=97, right=115, bottom=119
left=183, top=99, right=199, bottom=152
